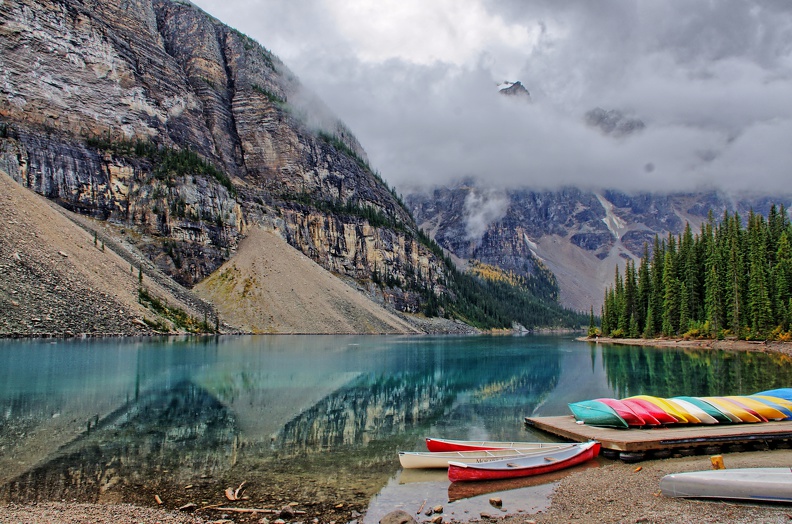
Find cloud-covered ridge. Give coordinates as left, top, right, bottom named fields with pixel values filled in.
left=192, top=0, right=792, bottom=194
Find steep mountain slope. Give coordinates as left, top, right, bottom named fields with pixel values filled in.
left=0, top=169, right=204, bottom=335
left=194, top=226, right=419, bottom=334
left=407, top=183, right=790, bottom=312
left=0, top=0, right=453, bottom=331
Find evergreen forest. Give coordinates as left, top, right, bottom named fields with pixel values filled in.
left=599, top=205, right=792, bottom=341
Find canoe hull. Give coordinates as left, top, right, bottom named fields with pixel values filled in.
left=674, top=396, right=733, bottom=424
left=754, top=388, right=792, bottom=402
left=447, top=442, right=601, bottom=482
left=596, top=398, right=648, bottom=426
left=399, top=445, right=574, bottom=469
left=621, top=398, right=678, bottom=425
left=425, top=438, right=567, bottom=452
left=660, top=468, right=792, bottom=503
left=669, top=398, right=718, bottom=424
left=568, top=400, right=629, bottom=428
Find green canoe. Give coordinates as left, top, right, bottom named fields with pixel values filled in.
left=568, top=399, right=629, bottom=428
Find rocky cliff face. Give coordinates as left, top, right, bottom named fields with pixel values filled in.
left=0, top=0, right=445, bottom=311
left=407, top=183, right=790, bottom=311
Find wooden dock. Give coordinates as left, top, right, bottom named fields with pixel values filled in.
left=525, top=415, right=792, bottom=461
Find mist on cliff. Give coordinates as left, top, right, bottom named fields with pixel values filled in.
left=192, top=0, right=792, bottom=195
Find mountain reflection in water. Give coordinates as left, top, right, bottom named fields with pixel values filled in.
left=0, top=335, right=790, bottom=517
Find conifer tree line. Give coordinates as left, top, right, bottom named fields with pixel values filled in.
left=599, top=205, right=792, bottom=341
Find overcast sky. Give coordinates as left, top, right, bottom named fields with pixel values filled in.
left=191, top=0, right=792, bottom=194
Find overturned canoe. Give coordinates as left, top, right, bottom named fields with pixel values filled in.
left=447, top=441, right=601, bottom=482
left=568, top=400, right=629, bottom=428
left=754, top=388, right=792, bottom=402
left=660, top=468, right=792, bottom=503
left=626, top=395, right=690, bottom=423
left=703, top=397, right=765, bottom=422
left=695, top=397, right=743, bottom=423
left=663, top=398, right=703, bottom=424
left=621, top=397, right=679, bottom=425
left=399, top=444, right=575, bottom=469
left=596, top=398, right=650, bottom=426
left=673, top=396, right=734, bottom=424
left=751, top=395, right=792, bottom=419
left=726, top=396, right=786, bottom=421
left=424, top=437, right=566, bottom=452
left=669, top=398, right=718, bottom=424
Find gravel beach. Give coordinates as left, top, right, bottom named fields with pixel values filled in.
left=3, top=449, right=791, bottom=523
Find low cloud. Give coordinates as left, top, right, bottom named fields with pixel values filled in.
left=192, top=0, right=792, bottom=195
left=463, top=188, right=509, bottom=242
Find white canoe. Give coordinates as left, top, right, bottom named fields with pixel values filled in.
left=399, top=444, right=575, bottom=469
left=660, top=468, right=792, bottom=503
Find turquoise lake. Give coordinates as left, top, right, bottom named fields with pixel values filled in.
left=1, top=334, right=791, bottom=520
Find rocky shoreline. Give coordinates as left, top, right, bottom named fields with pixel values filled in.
left=4, top=448, right=792, bottom=524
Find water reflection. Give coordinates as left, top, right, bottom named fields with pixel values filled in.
left=1, top=381, right=237, bottom=503
left=0, top=335, right=564, bottom=509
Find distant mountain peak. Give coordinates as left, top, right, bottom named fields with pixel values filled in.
left=498, top=81, right=531, bottom=101
left=585, top=107, right=645, bottom=137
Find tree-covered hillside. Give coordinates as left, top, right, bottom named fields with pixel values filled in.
left=600, top=205, right=792, bottom=340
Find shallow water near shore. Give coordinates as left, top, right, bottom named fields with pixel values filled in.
left=1, top=334, right=791, bottom=521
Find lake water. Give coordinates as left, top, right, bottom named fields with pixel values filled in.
left=1, top=334, right=791, bottom=521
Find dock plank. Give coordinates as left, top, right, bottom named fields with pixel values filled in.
left=525, top=415, right=792, bottom=453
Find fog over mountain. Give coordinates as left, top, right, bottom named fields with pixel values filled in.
left=191, top=0, right=792, bottom=194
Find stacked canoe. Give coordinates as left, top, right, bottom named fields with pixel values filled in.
left=568, top=388, right=792, bottom=429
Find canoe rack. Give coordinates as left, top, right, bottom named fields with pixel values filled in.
left=525, top=415, right=792, bottom=462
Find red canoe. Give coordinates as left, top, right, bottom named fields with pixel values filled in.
left=621, top=397, right=678, bottom=425
left=425, top=437, right=563, bottom=452
left=614, top=398, right=662, bottom=426
left=596, top=398, right=649, bottom=426
left=447, top=441, right=601, bottom=482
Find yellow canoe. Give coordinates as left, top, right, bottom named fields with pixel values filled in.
left=694, top=398, right=742, bottom=423
left=753, top=395, right=792, bottom=413
left=701, top=397, right=762, bottom=423
left=627, top=395, right=690, bottom=423
left=726, top=396, right=785, bottom=421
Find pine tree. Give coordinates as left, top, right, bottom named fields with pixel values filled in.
left=637, top=245, right=652, bottom=335
left=775, top=232, right=792, bottom=330
left=643, top=303, right=655, bottom=338
left=649, top=235, right=665, bottom=335
left=679, top=281, right=690, bottom=334
left=601, top=206, right=792, bottom=341
left=726, top=212, right=744, bottom=337
left=747, top=211, right=772, bottom=337
left=662, top=251, right=680, bottom=336
left=588, top=306, right=598, bottom=337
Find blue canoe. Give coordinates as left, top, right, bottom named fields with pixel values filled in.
left=754, top=388, right=792, bottom=402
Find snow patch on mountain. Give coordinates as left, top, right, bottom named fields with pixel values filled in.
left=595, top=193, right=627, bottom=239
left=523, top=233, right=544, bottom=262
